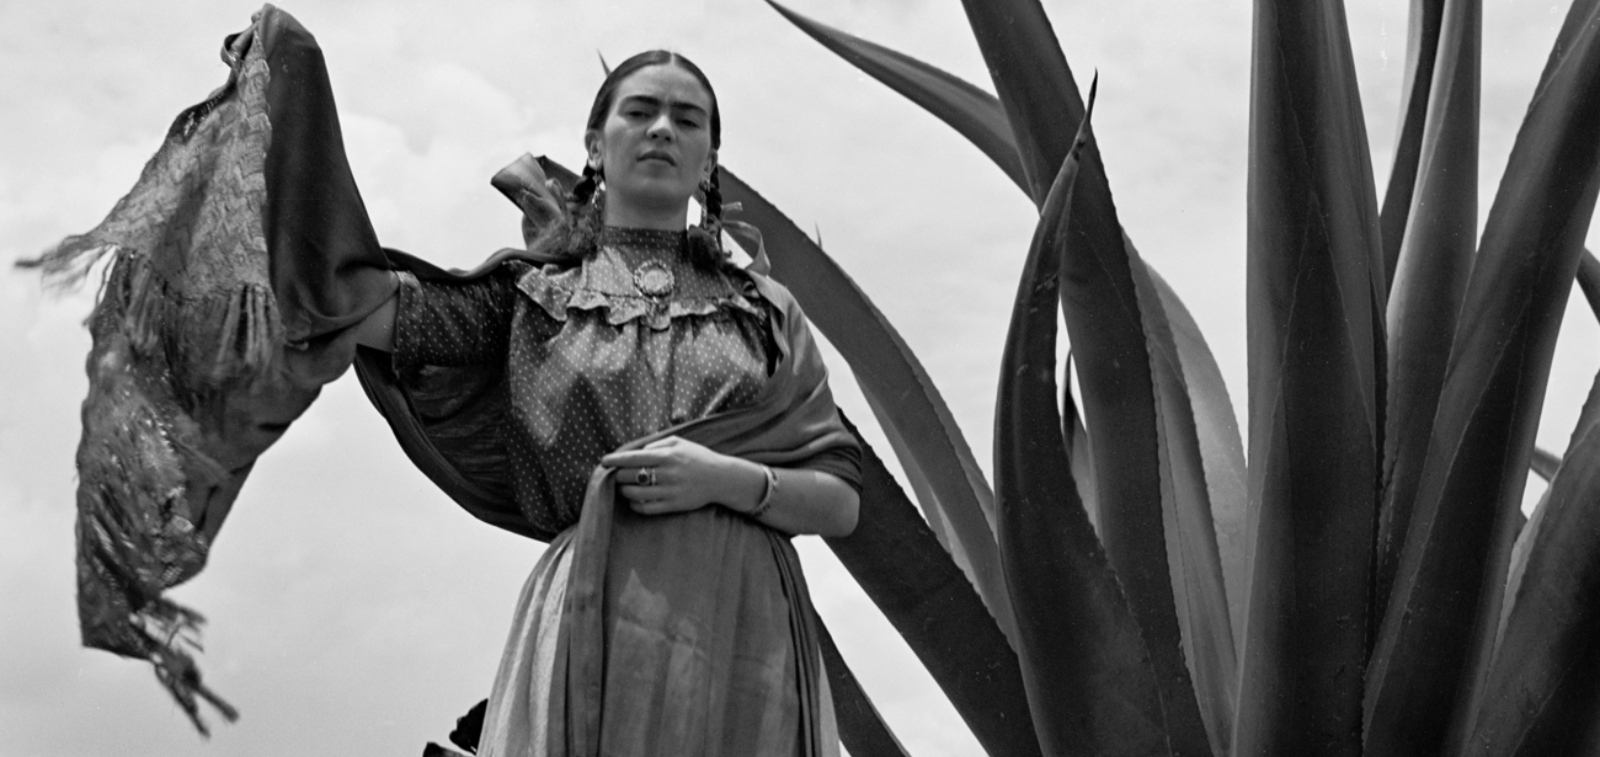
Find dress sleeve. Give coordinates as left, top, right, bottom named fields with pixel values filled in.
left=792, top=443, right=864, bottom=494
left=391, top=266, right=520, bottom=371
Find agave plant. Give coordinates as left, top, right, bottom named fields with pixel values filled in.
left=698, top=0, right=1600, bottom=754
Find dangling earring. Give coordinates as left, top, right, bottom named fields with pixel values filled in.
left=589, top=164, right=607, bottom=231
left=590, top=162, right=607, bottom=203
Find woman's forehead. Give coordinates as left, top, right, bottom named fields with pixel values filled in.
left=612, top=65, right=714, bottom=112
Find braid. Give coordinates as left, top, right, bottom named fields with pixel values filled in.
left=569, top=163, right=600, bottom=215
left=702, top=166, right=724, bottom=238
left=687, top=166, right=729, bottom=269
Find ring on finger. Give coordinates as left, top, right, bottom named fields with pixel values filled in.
left=636, top=467, right=657, bottom=487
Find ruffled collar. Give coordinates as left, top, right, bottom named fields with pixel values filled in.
left=515, top=228, right=762, bottom=331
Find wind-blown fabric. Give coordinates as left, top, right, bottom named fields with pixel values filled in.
left=24, top=5, right=395, bottom=732
left=30, top=5, right=858, bottom=751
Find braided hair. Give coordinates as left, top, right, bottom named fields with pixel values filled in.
left=534, top=51, right=732, bottom=271
left=685, top=164, right=726, bottom=268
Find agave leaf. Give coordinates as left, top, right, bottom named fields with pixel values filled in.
left=1235, top=0, right=1387, bottom=753
left=956, top=0, right=1084, bottom=208
left=1127, top=251, right=1242, bottom=752
left=1373, top=0, right=1480, bottom=635
left=1121, top=262, right=1250, bottom=735
left=719, top=171, right=1042, bottom=746
left=1530, top=447, right=1562, bottom=482
left=1496, top=486, right=1549, bottom=651
left=816, top=621, right=913, bottom=757
left=766, top=6, right=1249, bottom=749
left=994, top=89, right=1169, bottom=756
left=1012, top=61, right=1217, bottom=757
left=763, top=0, right=1026, bottom=195
left=1379, top=0, right=1448, bottom=286
left=1063, top=354, right=1100, bottom=534
left=957, top=3, right=1241, bottom=753
left=717, top=168, right=1018, bottom=647
left=767, top=9, right=1250, bottom=656
left=1578, top=249, right=1600, bottom=320
left=1365, top=0, right=1600, bottom=751
left=1146, top=268, right=1251, bottom=654
left=825, top=415, right=1042, bottom=757
left=1461, top=366, right=1600, bottom=755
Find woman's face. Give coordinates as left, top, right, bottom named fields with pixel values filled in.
left=586, top=64, right=717, bottom=224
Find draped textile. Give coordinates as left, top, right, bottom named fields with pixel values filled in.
left=23, top=6, right=394, bottom=731
left=28, top=5, right=858, bottom=752
left=539, top=261, right=854, bottom=757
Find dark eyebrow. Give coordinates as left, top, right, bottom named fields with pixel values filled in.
left=617, top=94, right=708, bottom=118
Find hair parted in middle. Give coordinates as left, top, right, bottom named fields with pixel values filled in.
left=535, top=50, right=731, bottom=269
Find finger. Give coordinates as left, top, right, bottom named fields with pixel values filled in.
left=615, top=467, right=672, bottom=489
left=630, top=498, right=698, bottom=516
left=629, top=499, right=666, bottom=515
left=642, top=436, right=682, bottom=450
left=600, top=449, right=670, bottom=468
left=618, top=483, right=680, bottom=499
left=630, top=497, right=681, bottom=515
left=618, top=484, right=653, bottom=500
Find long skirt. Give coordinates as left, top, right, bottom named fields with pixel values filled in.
left=476, top=504, right=837, bottom=757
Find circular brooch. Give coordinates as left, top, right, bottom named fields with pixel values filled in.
left=633, top=260, right=676, bottom=298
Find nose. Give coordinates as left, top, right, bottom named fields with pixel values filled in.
left=646, top=112, right=675, bottom=141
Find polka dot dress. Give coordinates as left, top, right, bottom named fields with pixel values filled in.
left=392, top=227, right=772, bottom=537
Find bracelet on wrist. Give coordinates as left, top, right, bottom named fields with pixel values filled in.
left=749, top=465, right=779, bottom=518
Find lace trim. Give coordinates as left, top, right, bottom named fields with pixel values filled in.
left=516, top=247, right=763, bottom=331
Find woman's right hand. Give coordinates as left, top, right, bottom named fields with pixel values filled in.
left=601, top=437, right=860, bottom=537
left=602, top=436, right=764, bottom=517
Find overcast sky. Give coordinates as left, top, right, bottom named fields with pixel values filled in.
left=2, top=0, right=1596, bottom=755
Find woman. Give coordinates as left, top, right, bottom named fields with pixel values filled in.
left=34, top=6, right=860, bottom=747
left=354, top=50, right=862, bottom=755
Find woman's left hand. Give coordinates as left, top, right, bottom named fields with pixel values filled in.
left=601, top=436, right=763, bottom=516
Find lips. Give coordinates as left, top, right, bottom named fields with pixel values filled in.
left=638, top=150, right=677, bottom=166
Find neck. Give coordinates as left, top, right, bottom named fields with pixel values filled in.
left=603, top=199, right=688, bottom=230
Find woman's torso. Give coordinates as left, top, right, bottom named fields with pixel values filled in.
left=392, top=227, right=773, bottom=535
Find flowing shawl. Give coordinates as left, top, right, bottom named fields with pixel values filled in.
left=27, top=6, right=855, bottom=748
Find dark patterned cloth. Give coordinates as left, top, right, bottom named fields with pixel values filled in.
left=23, top=7, right=395, bottom=734
left=392, top=228, right=774, bottom=535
